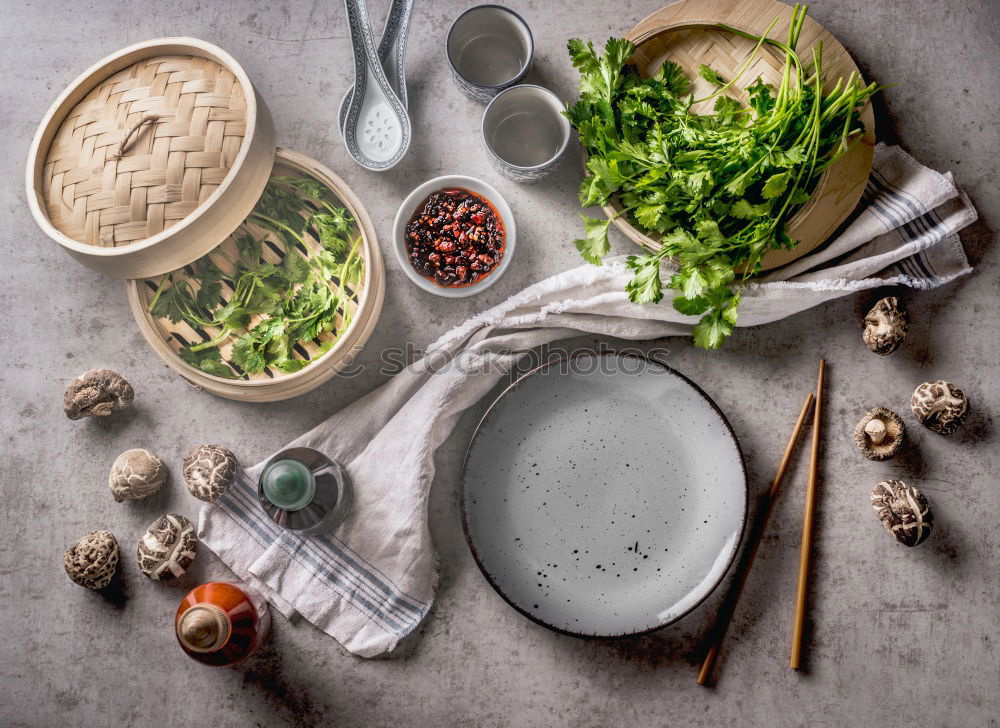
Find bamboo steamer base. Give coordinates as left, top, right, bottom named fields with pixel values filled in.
left=605, top=0, right=876, bottom=271
left=126, top=148, right=385, bottom=402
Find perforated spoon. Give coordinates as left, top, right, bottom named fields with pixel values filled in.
left=339, top=0, right=412, bottom=133
left=341, top=0, right=412, bottom=170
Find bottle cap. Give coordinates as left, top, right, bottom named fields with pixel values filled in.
left=177, top=604, right=230, bottom=653
left=260, top=458, right=316, bottom=511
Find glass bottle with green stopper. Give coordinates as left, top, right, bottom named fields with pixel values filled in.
left=257, top=447, right=352, bottom=535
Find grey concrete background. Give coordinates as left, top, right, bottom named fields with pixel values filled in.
left=1, top=1, right=997, bottom=726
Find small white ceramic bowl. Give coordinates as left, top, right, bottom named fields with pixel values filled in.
left=446, top=5, right=534, bottom=103
left=393, top=175, right=516, bottom=298
left=482, top=84, right=571, bottom=182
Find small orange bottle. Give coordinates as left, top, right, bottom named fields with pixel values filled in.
left=175, top=582, right=271, bottom=667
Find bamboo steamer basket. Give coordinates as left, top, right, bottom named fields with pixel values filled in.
left=125, top=149, right=385, bottom=402
left=28, top=39, right=385, bottom=401
left=605, top=0, right=876, bottom=271
left=26, top=38, right=277, bottom=278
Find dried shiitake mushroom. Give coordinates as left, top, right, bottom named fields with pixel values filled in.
left=64, top=369, right=134, bottom=419
left=863, top=297, right=908, bottom=355
left=870, top=480, right=933, bottom=547
left=854, top=407, right=905, bottom=460
left=64, top=530, right=119, bottom=589
left=911, top=380, right=969, bottom=435
left=108, top=448, right=167, bottom=502
left=183, top=445, right=238, bottom=503
left=137, top=513, right=198, bottom=581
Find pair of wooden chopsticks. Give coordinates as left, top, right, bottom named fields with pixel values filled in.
left=696, top=359, right=825, bottom=685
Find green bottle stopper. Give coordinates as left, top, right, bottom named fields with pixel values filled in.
left=260, top=459, right=316, bottom=512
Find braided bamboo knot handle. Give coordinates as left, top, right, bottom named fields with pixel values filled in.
left=112, top=114, right=160, bottom=160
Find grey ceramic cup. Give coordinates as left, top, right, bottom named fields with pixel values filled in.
left=446, top=5, right=533, bottom=103
left=481, top=84, right=571, bottom=182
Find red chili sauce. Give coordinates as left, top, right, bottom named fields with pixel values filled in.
left=404, top=188, right=506, bottom=287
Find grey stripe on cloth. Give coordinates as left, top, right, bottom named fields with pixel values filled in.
left=198, top=143, right=978, bottom=657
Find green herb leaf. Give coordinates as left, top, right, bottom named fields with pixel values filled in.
left=578, top=174, right=606, bottom=207
left=235, top=233, right=264, bottom=265
left=570, top=37, right=634, bottom=102
left=730, top=199, right=772, bottom=219
left=770, top=146, right=808, bottom=168
left=625, top=253, right=664, bottom=304
left=672, top=295, right=709, bottom=316
left=788, top=187, right=811, bottom=205
left=634, top=203, right=667, bottom=230
left=656, top=60, right=689, bottom=97
left=271, top=175, right=330, bottom=201
left=574, top=215, right=614, bottom=265
left=193, top=260, right=222, bottom=310
left=692, top=290, right=740, bottom=349
left=746, top=78, right=775, bottom=116
left=310, top=212, right=351, bottom=260
left=567, top=38, right=600, bottom=76
left=698, top=64, right=726, bottom=86
left=231, top=334, right=265, bottom=374
left=712, top=96, right=743, bottom=125
left=684, top=170, right=713, bottom=197
left=273, top=358, right=307, bottom=374
left=694, top=219, right=727, bottom=246
left=230, top=317, right=287, bottom=374
left=254, top=183, right=306, bottom=236
left=723, top=173, right=751, bottom=197
left=762, top=171, right=792, bottom=199
left=179, top=345, right=237, bottom=379
left=680, top=267, right=708, bottom=298
left=692, top=312, right=734, bottom=349
left=149, top=276, right=187, bottom=324
left=215, top=302, right=250, bottom=330
left=282, top=252, right=312, bottom=285
left=586, top=156, right=630, bottom=192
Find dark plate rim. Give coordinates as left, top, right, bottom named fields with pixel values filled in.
left=459, top=350, right=749, bottom=639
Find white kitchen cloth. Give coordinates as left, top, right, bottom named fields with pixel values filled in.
left=198, top=144, right=978, bottom=657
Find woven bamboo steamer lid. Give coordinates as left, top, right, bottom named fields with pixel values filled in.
left=605, top=0, right=875, bottom=271
left=26, top=38, right=276, bottom=278
left=125, top=149, right=386, bottom=403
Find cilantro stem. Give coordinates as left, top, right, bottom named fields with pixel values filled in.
left=189, top=326, right=232, bottom=352
left=693, top=17, right=779, bottom=105
left=249, top=212, right=306, bottom=245
left=147, top=274, right=171, bottom=314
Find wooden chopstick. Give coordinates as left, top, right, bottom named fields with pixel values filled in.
left=696, top=391, right=816, bottom=686
left=790, top=358, right=825, bottom=670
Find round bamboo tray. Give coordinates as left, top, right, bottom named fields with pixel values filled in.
left=26, top=38, right=276, bottom=279
left=604, top=0, right=875, bottom=271
left=126, top=148, right=385, bottom=402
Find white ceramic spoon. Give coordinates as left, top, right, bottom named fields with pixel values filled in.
left=339, top=0, right=412, bottom=133
left=341, top=0, right=412, bottom=170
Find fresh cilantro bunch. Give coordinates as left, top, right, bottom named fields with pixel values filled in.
left=565, top=4, right=882, bottom=348
left=147, top=176, right=364, bottom=378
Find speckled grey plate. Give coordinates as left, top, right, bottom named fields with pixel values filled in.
left=461, top=352, right=747, bottom=638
